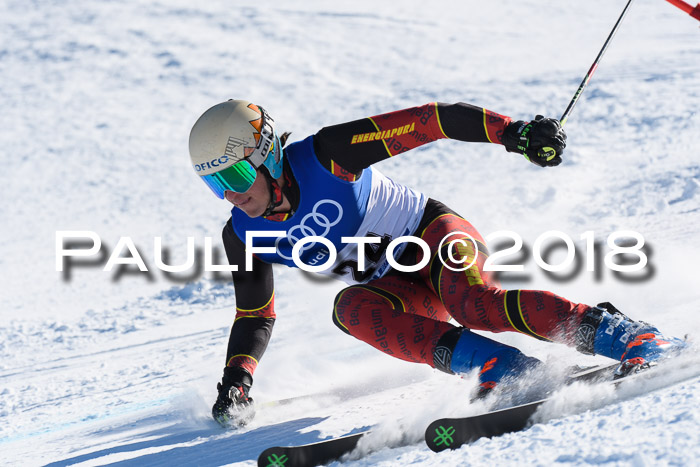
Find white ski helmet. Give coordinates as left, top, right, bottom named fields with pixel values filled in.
left=189, top=99, right=283, bottom=198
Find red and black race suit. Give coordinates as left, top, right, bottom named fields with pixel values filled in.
left=219, top=102, right=587, bottom=386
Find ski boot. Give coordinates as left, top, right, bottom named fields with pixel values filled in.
left=212, top=370, right=255, bottom=426
left=576, top=302, right=687, bottom=378
left=435, top=328, right=542, bottom=399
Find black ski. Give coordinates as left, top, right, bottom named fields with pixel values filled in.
left=425, top=358, right=699, bottom=452
left=424, top=362, right=618, bottom=452
left=257, top=431, right=369, bottom=467
left=426, top=397, right=546, bottom=452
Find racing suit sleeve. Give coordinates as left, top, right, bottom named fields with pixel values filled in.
left=313, top=102, right=512, bottom=175
left=221, top=220, right=275, bottom=388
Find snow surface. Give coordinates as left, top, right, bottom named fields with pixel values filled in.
left=2, top=0, right=700, bottom=465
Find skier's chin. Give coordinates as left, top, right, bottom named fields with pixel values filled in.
left=239, top=204, right=265, bottom=218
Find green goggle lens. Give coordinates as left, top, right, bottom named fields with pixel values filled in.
left=200, top=159, right=258, bottom=198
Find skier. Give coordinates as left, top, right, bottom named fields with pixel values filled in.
left=188, top=99, right=687, bottom=425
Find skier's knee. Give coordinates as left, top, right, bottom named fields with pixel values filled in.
left=332, top=286, right=357, bottom=335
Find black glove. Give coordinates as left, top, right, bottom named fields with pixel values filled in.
left=502, top=115, right=566, bottom=167
left=212, top=381, right=255, bottom=426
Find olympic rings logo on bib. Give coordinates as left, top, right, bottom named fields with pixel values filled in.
left=276, top=199, right=344, bottom=260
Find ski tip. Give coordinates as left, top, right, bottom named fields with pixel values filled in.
left=425, top=420, right=458, bottom=453
left=258, top=446, right=288, bottom=467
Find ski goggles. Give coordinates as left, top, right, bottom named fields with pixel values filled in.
left=199, top=107, right=277, bottom=198
left=200, top=159, right=259, bottom=198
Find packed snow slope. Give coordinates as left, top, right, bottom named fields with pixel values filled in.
left=1, top=0, right=700, bottom=465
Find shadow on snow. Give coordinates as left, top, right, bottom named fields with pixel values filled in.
left=45, top=415, right=334, bottom=466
